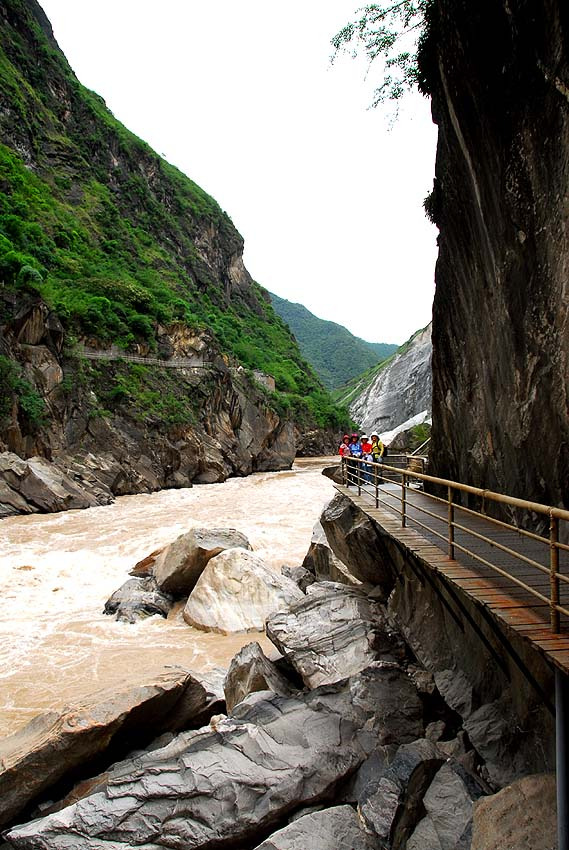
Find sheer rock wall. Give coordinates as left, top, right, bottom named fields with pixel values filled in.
left=425, top=0, right=569, bottom=508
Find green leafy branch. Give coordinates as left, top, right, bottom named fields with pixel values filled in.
left=331, top=1, right=431, bottom=106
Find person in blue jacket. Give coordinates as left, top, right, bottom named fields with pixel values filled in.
left=347, top=433, right=363, bottom=484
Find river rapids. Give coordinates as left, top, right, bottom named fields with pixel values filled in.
left=0, top=459, right=335, bottom=738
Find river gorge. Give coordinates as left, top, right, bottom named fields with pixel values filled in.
left=0, top=459, right=335, bottom=737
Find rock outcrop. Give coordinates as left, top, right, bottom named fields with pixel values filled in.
left=0, top=0, right=340, bottom=517
left=319, top=492, right=396, bottom=595
left=423, top=0, right=569, bottom=510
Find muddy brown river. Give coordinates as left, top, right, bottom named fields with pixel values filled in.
left=0, top=459, right=336, bottom=738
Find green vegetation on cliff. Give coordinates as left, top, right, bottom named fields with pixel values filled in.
left=269, top=292, right=398, bottom=391
left=0, top=0, right=349, bottom=430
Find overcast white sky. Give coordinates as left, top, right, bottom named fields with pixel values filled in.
left=39, top=0, right=438, bottom=346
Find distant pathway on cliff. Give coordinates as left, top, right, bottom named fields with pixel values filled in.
left=73, top=345, right=208, bottom=369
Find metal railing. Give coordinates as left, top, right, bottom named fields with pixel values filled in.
left=341, top=455, right=569, bottom=633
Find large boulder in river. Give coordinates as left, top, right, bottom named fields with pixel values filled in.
left=223, top=641, right=297, bottom=711
left=183, top=548, right=303, bottom=633
left=0, top=669, right=208, bottom=830
left=252, top=805, right=377, bottom=850
left=319, top=493, right=396, bottom=595
left=6, top=668, right=423, bottom=849
left=266, top=581, right=402, bottom=688
left=151, top=527, right=252, bottom=595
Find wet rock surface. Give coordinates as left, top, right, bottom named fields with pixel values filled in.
left=103, top=577, right=174, bottom=622
left=0, top=670, right=208, bottom=830
left=266, top=581, right=402, bottom=688
left=223, top=641, right=297, bottom=712
left=252, top=805, right=377, bottom=850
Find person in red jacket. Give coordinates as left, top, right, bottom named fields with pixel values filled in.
left=338, top=434, right=351, bottom=456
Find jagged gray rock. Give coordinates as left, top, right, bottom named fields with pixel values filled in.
left=266, top=581, right=402, bottom=688
left=0, top=669, right=208, bottom=830
left=463, top=700, right=521, bottom=788
left=6, top=674, right=401, bottom=850
left=408, top=761, right=487, bottom=850
left=349, top=324, right=432, bottom=434
left=357, top=738, right=444, bottom=848
left=152, top=526, right=252, bottom=595
left=223, top=641, right=297, bottom=711
left=281, top=564, right=315, bottom=592
left=319, top=493, right=396, bottom=594
left=252, top=805, right=377, bottom=850
left=103, top=577, right=174, bottom=622
left=301, top=519, right=362, bottom=587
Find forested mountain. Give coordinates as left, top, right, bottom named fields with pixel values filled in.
left=0, top=0, right=350, bottom=511
left=269, top=292, right=398, bottom=390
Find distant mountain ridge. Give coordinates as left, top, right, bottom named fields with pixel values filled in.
left=269, top=292, right=398, bottom=390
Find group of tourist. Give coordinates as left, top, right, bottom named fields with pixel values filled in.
left=338, top=432, right=386, bottom=484
left=338, top=432, right=385, bottom=463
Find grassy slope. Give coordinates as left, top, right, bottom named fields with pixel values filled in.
left=269, top=292, right=398, bottom=390
left=0, top=0, right=349, bottom=429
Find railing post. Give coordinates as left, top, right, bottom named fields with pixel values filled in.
left=550, top=513, right=561, bottom=633
left=342, top=456, right=346, bottom=487
left=556, top=669, right=569, bottom=850
left=402, top=471, right=407, bottom=528
left=448, top=486, right=455, bottom=560
left=357, top=459, right=361, bottom=496
left=374, top=463, right=378, bottom=509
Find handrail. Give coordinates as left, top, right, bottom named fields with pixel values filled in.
left=340, top=455, right=569, bottom=633
left=410, top=436, right=431, bottom=455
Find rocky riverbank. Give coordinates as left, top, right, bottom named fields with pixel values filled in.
left=0, top=490, right=558, bottom=849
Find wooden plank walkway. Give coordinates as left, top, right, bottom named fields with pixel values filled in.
left=335, top=482, right=569, bottom=675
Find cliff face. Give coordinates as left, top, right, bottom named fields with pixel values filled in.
left=424, top=0, right=569, bottom=508
left=347, top=324, right=432, bottom=435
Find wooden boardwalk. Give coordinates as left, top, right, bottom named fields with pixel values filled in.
left=335, top=482, right=569, bottom=675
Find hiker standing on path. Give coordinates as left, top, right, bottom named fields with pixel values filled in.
left=348, top=433, right=363, bottom=485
